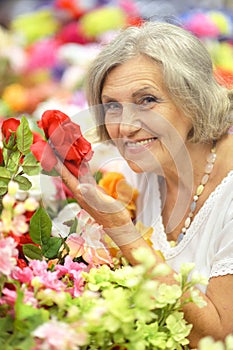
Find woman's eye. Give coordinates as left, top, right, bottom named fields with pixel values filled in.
left=138, top=96, right=158, bottom=109
left=103, top=102, right=122, bottom=114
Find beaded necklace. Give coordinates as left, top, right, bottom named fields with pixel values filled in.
left=173, top=140, right=217, bottom=246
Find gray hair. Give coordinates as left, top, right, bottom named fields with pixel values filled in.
left=86, top=21, right=233, bottom=143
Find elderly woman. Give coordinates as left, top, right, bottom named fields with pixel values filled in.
left=55, top=21, right=233, bottom=347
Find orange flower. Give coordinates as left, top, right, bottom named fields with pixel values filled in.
left=98, top=172, right=139, bottom=220
left=2, top=83, right=28, bottom=112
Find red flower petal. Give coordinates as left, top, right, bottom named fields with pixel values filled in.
left=30, top=139, right=57, bottom=171
left=37, top=109, right=93, bottom=176
left=1, top=118, right=20, bottom=142
left=39, top=110, right=70, bottom=138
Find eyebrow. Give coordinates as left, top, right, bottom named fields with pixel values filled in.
left=132, top=86, right=157, bottom=98
left=102, top=85, right=158, bottom=101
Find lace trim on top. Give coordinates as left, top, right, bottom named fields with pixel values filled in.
left=155, top=170, right=233, bottom=260
left=210, top=259, right=233, bottom=278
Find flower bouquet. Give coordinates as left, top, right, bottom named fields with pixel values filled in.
left=0, top=111, right=230, bottom=350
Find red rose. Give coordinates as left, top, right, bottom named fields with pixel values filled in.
left=32, top=110, right=93, bottom=175
left=30, top=139, right=57, bottom=171
left=32, top=130, right=44, bottom=143
left=1, top=118, right=20, bottom=144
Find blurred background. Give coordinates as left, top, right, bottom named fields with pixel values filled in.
left=0, top=0, right=232, bottom=124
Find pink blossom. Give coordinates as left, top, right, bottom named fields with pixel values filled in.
left=55, top=256, right=88, bottom=297
left=11, top=265, right=34, bottom=284
left=32, top=319, right=87, bottom=350
left=55, top=255, right=88, bottom=278
left=0, top=287, right=37, bottom=308
left=75, top=210, right=113, bottom=266
left=37, top=270, right=66, bottom=291
left=29, top=260, right=48, bottom=275
left=0, top=288, right=17, bottom=307
left=28, top=260, right=66, bottom=292
left=0, top=237, right=18, bottom=276
left=25, top=38, right=59, bottom=71
left=66, top=233, right=85, bottom=259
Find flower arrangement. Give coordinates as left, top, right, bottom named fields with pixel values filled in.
left=0, top=111, right=200, bottom=349
left=0, top=111, right=232, bottom=350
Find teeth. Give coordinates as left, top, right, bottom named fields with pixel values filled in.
left=126, top=138, right=156, bottom=147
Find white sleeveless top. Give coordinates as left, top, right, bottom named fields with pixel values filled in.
left=122, top=166, right=233, bottom=293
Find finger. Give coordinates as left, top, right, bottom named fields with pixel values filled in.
left=54, top=158, right=80, bottom=195
left=78, top=183, right=125, bottom=214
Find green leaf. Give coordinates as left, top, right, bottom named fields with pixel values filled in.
left=0, top=314, right=14, bottom=332
left=69, top=216, right=78, bottom=234
left=5, top=150, right=21, bottom=173
left=0, top=167, right=11, bottom=195
left=22, top=244, right=43, bottom=260
left=14, top=287, right=49, bottom=338
left=0, top=179, right=9, bottom=195
left=14, top=175, right=32, bottom=191
left=22, top=153, right=41, bottom=175
left=29, top=207, right=52, bottom=245
left=0, top=315, right=14, bottom=345
left=3, top=133, right=17, bottom=150
left=0, top=167, right=11, bottom=181
left=41, top=236, right=63, bottom=259
left=16, top=116, right=33, bottom=155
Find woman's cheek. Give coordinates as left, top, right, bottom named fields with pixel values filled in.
left=105, top=119, right=118, bottom=140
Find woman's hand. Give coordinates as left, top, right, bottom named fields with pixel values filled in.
left=54, top=159, right=142, bottom=247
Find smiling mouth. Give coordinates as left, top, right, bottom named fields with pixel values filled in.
left=125, top=137, right=157, bottom=148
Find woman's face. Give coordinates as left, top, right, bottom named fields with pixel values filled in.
left=101, top=55, right=192, bottom=174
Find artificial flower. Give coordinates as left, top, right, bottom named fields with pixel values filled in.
left=32, top=318, right=87, bottom=350
left=0, top=236, right=18, bottom=276
left=30, top=139, right=58, bottom=171
left=66, top=209, right=114, bottom=266
left=98, top=171, right=139, bottom=219
left=32, top=109, right=93, bottom=176
left=1, top=117, right=20, bottom=145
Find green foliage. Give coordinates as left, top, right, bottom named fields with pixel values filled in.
left=0, top=116, right=41, bottom=196
left=23, top=207, right=64, bottom=261
left=0, top=246, right=210, bottom=350
left=16, top=117, right=33, bottom=155
left=22, top=153, right=41, bottom=175
left=29, top=207, right=52, bottom=245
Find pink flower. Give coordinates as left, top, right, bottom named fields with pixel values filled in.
left=11, top=265, right=34, bottom=284
left=74, top=210, right=113, bottom=266
left=0, top=237, right=18, bottom=276
left=26, top=38, right=59, bottom=71
left=0, top=288, right=17, bottom=307
left=0, top=287, right=37, bottom=308
left=55, top=256, right=87, bottom=296
left=32, top=319, right=87, bottom=350
left=28, top=260, right=66, bottom=292
left=66, top=234, right=85, bottom=259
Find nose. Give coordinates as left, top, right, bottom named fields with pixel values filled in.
left=119, top=103, right=141, bottom=136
